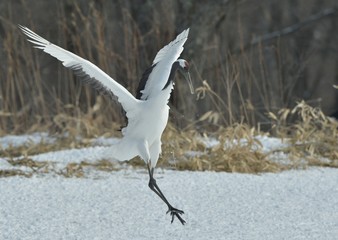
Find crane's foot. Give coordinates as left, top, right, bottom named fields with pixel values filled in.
left=166, top=206, right=186, bottom=225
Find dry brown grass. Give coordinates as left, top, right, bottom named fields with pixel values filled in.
left=1, top=123, right=283, bottom=176
left=1, top=105, right=337, bottom=178
left=269, top=100, right=338, bottom=168
left=0, top=169, right=31, bottom=178
left=159, top=123, right=285, bottom=173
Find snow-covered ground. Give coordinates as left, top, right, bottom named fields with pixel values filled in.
left=1, top=169, right=338, bottom=240
left=1, top=133, right=338, bottom=239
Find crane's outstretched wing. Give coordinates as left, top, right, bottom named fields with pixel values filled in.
left=137, top=29, right=189, bottom=100
left=18, top=25, right=139, bottom=115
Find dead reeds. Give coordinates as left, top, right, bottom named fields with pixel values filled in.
left=1, top=2, right=337, bottom=177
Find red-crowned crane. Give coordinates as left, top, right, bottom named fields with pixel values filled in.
left=19, top=25, right=193, bottom=225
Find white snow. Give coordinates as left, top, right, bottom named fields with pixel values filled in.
left=1, top=169, right=338, bottom=239
left=1, top=133, right=338, bottom=239
left=0, top=132, right=55, bottom=149
left=28, top=146, right=110, bottom=164
left=0, top=134, right=124, bottom=174
left=254, top=135, right=290, bottom=153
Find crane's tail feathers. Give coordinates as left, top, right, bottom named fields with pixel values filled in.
left=105, top=140, right=139, bottom=162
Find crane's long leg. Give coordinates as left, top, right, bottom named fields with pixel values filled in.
left=147, top=164, right=186, bottom=225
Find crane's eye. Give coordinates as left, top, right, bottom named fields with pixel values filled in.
left=184, top=61, right=190, bottom=70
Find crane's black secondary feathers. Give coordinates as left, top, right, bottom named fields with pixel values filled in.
left=136, top=64, right=157, bottom=100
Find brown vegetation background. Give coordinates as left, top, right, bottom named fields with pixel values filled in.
left=0, top=0, right=337, bottom=135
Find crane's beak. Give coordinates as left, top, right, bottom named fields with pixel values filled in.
left=184, top=71, right=194, bottom=94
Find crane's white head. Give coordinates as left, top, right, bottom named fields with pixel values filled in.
left=176, top=59, right=194, bottom=94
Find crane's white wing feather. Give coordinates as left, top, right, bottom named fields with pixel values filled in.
left=152, top=29, right=189, bottom=65
left=18, top=25, right=139, bottom=116
left=138, top=29, right=189, bottom=100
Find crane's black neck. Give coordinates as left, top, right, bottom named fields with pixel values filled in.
left=162, top=61, right=180, bottom=91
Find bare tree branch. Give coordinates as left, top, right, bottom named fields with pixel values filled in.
left=249, top=7, right=338, bottom=46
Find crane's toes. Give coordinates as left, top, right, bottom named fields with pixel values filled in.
left=166, top=207, right=186, bottom=225
left=166, top=207, right=184, bottom=215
